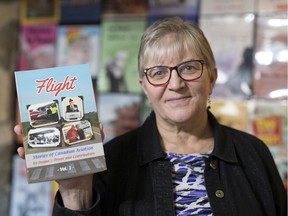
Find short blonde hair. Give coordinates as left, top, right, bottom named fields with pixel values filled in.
left=138, top=17, right=216, bottom=77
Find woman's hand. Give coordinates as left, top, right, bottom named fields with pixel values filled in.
left=14, top=123, right=105, bottom=210
left=14, top=124, right=25, bottom=159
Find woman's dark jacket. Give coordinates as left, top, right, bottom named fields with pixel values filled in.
left=53, top=111, right=287, bottom=216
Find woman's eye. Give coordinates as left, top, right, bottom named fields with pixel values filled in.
left=150, top=69, right=166, bottom=77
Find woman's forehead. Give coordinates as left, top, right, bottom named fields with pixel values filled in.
left=144, top=48, right=199, bottom=67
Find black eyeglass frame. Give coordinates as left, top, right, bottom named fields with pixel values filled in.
left=143, top=60, right=205, bottom=86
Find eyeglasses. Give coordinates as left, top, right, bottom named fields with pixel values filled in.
left=143, top=60, right=205, bottom=86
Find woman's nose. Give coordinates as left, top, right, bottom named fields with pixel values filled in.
left=167, top=69, right=184, bottom=89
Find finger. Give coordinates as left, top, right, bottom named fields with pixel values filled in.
left=14, top=124, right=22, bottom=136
left=99, top=123, right=105, bottom=141
left=17, top=147, right=25, bottom=159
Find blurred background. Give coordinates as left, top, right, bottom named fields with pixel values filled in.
left=0, top=0, right=287, bottom=215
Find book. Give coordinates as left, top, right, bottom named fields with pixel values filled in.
left=9, top=155, right=53, bottom=216
left=247, top=99, right=287, bottom=184
left=98, top=92, right=141, bottom=143
left=210, top=99, right=248, bottom=132
left=148, top=0, right=199, bottom=25
left=252, top=13, right=287, bottom=99
left=102, top=0, right=147, bottom=16
left=257, top=0, right=287, bottom=14
left=18, top=24, right=57, bottom=71
left=98, top=17, right=147, bottom=93
left=20, top=0, right=60, bottom=25
left=56, top=25, right=101, bottom=79
left=199, top=0, right=256, bottom=15
left=199, top=14, right=254, bottom=99
left=60, top=0, right=101, bottom=24
left=15, top=64, right=106, bottom=183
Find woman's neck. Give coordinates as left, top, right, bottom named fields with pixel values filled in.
left=156, top=113, right=214, bottom=154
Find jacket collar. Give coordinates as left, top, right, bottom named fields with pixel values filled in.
left=137, top=111, right=238, bottom=166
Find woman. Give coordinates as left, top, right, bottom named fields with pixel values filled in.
left=16, top=17, right=286, bottom=216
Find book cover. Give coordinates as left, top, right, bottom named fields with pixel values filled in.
left=257, top=0, right=287, bottom=14
left=252, top=14, right=287, bottom=99
left=148, top=0, right=199, bottom=25
left=20, top=0, right=60, bottom=25
left=56, top=25, right=101, bottom=79
left=199, top=14, right=255, bottom=99
left=199, top=0, right=256, bottom=15
left=247, top=99, right=287, bottom=184
left=98, top=92, right=141, bottom=143
left=15, top=64, right=106, bottom=183
left=60, top=0, right=101, bottom=24
left=98, top=17, right=147, bottom=93
left=18, top=24, right=57, bottom=71
left=210, top=99, right=248, bottom=132
left=102, top=0, right=147, bottom=16
left=9, top=155, right=53, bottom=216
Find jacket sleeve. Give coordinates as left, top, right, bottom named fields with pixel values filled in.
left=52, top=190, right=101, bottom=216
left=258, top=141, right=287, bottom=216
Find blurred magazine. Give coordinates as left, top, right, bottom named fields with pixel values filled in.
left=252, top=14, right=287, bottom=99
left=60, top=0, right=101, bottom=24
left=98, top=92, right=141, bottom=143
left=257, top=0, right=287, bottom=14
left=18, top=24, right=57, bottom=71
left=148, top=0, right=199, bottom=25
left=102, top=0, right=147, bottom=16
left=20, top=0, right=60, bottom=25
left=247, top=99, right=287, bottom=184
left=15, top=64, right=106, bottom=183
left=56, top=25, right=101, bottom=78
left=10, top=155, right=52, bottom=216
left=200, top=0, right=256, bottom=15
left=98, top=17, right=146, bottom=93
left=210, top=99, right=248, bottom=132
left=199, top=14, right=254, bottom=99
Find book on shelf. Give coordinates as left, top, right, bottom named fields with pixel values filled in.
left=56, top=25, right=101, bottom=79
left=20, top=0, right=60, bottom=25
left=98, top=92, right=142, bottom=143
left=98, top=17, right=147, bottom=93
left=15, top=64, right=106, bottom=183
left=18, top=24, right=57, bottom=71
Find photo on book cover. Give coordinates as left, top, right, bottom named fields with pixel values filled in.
left=15, top=64, right=106, bottom=183
left=62, top=96, right=84, bottom=122
left=27, top=100, right=60, bottom=128
left=62, top=120, right=94, bottom=145
left=28, top=127, right=61, bottom=148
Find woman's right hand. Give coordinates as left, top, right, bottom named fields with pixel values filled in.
left=14, top=123, right=105, bottom=211
left=14, top=124, right=25, bottom=159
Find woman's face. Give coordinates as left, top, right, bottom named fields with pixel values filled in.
left=140, top=50, right=217, bottom=126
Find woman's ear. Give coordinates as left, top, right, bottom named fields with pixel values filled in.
left=209, top=68, right=218, bottom=94
left=139, top=78, right=149, bottom=101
